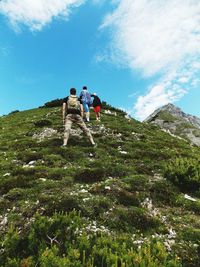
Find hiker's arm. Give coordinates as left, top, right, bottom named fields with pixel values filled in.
left=80, top=104, right=84, bottom=118
left=62, top=103, right=66, bottom=124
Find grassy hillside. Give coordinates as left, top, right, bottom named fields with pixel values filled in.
left=0, top=105, right=200, bottom=267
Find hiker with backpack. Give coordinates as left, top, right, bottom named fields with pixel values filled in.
left=79, top=86, right=92, bottom=122
left=91, top=93, right=102, bottom=121
left=62, top=88, right=96, bottom=147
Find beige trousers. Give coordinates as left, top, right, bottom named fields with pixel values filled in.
left=64, top=114, right=94, bottom=145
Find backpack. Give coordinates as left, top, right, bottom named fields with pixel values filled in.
left=67, top=96, right=80, bottom=111
left=81, top=90, right=92, bottom=106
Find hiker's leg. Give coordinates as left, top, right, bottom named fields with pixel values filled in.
left=83, top=103, right=90, bottom=121
left=95, top=112, right=98, bottom=121
left=83, top=103, right=88, bottom=120
left=86, top=111, right=90, bottom=122
left=63, top=115, right=73, bottom=146
left=94, top=107, right=98, bottom=121
left=76, top=116, right=95, bottom=144
left=97, top=107, right=101, bottom=120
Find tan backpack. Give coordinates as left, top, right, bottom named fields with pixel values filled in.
left=67, top=96, right=80, bottom=111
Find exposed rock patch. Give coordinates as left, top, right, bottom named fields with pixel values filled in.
left=32, top=128, right=58, bottom=141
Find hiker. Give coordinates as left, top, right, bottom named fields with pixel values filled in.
left=91, top=93, right=102, bottom=121
left=62, top=88, right=96, bottom=147
left=79, top=86, right=92, bottom=122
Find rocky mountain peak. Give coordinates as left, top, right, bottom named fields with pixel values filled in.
left=145, top=103, right=200, bottom=146
left=145, top=103, right=185, bottom=122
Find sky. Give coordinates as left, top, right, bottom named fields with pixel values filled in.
left=0, top=0, right=200, bottom=121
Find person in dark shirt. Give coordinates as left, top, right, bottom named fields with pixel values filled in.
left=91, top=93, right=102, bottom=121
left=62, top=88, right=96, bottom=147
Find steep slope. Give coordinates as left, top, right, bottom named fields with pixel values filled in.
left=145, top=103, right=200, bottom=146
left=0, top=104, right=200, bottom=266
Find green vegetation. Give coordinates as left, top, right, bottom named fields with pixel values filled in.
left=0, top=104, right=200, bottom=266
left=155, top=111, right=177, bottom=123
left=1, top=211, right=182, bottom=267
left=164, top=158, right=200, bottom=194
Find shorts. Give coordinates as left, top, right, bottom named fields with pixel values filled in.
left=83, top=103, right=90, bottom=112
left=94, top=106, right=101, bottom=113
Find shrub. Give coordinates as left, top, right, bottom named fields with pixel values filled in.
left=164, top=158, right=200, bottom=193
left=115, top=188, right=140, bottom=207
left=59, top=147, right=85, bottom=162
left=4, top=188, right=25, bottom=201
left=42, top=154, right=64, bottom=167
left=173, top=241, right=200, bottom=267
left=181, top=227, right=200, bottom=244
left=38, top=194, right=80, bottom=215
left=0, top=212, right=182, bottom=267
left=176, top=195, right=200, bottom=214
left=47, top=168, right=66, bottom=180
left=39, top=246, right=71, bottom=267
left=106, top=206, right=162, bottom=233
left=1, top=225, right=29, bottom=263
left=17, top=151, right=43, bottom=163
left=34, top=119, right=52, bottom=127
left=0, top=169, right=37, bottom=194
left=122, top=175, right=149, bottom=191
left=150, top=180, right=179, bottom=206
left=43, top=98, right=64, bottom=108
left=0, top=198, right=10, bottom=213
left=74, top=168, right=106, bottom=183
left=9, top=110, right=20, bottom=115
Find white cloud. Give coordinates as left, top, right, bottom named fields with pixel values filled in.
left=101, top=0, right=200, bottom=119
left=0, top=0, right=85, bottom=31
left=133, top=60, right=200, bottom=120
left=134, top=82, right=187, bottom=121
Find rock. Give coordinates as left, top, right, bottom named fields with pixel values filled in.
left=3, top=173, right=10, bottom=177
left=104, top=110, right=117, bottom=116
left=184, top=194, right=197, bottom=202
left=33, top=128, right=58, bottom=141
left=28, top=160, right=36, bottom=165
left=119, top=151, right=128, bottom=155
left=0, top=216, right=8, bottom=226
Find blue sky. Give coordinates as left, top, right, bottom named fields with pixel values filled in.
left=0, top=0, right=200, bottom=120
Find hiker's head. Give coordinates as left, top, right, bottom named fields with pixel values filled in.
left=70, top=88, right=76, bottom=95
left=83, top=86, right=87, bottom=90
left=93, top=93, right=97, bottom=96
